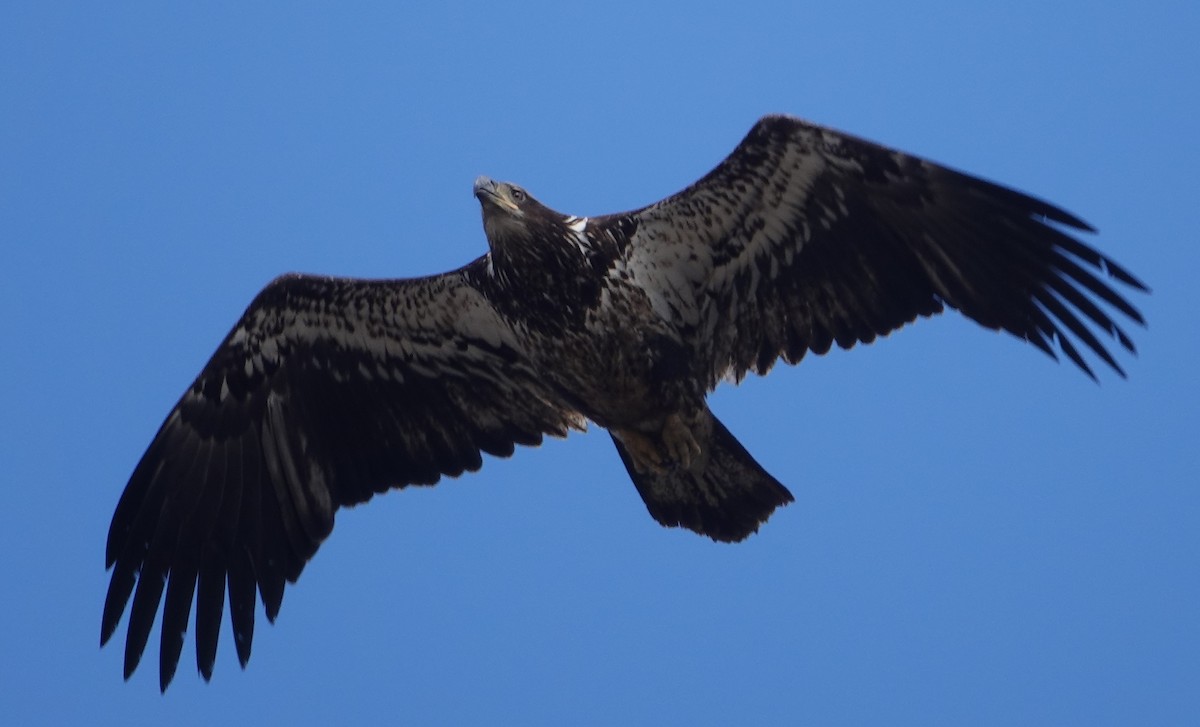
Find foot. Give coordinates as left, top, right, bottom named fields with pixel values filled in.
left=615, top=428, right=668, bottom=473
left=662, top=412, right=702, bottom=470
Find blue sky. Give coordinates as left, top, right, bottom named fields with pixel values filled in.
left=2, top=3, right=1196, bottom=725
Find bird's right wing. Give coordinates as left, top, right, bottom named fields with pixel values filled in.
left=593, top=115, right=1146, bottom=388
left=102, top=263, right=583, bottom=690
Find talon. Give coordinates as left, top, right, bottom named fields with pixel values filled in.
left=615, top=428, right=669, bottom=474
left=614, top=411, right=707, bottom=474
left=663, top=413, right=703, bottom=470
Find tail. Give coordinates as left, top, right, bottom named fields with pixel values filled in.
left=610, top=410, right=794, bottom=542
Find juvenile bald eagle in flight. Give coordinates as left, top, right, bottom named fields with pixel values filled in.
left=102, top=115, right=1146, bottom=690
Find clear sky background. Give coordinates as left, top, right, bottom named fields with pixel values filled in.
left=2, top=3, right=1196, bottom=725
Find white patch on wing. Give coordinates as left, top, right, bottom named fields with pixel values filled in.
left=700, top=140, right=831, bottom=299
left=601, top=116, right=884, bottom=386
left=340, top=277, right=523, bottom=384
left=620, top=224, right=710, bottom=328
left=258, top=336, right=279, bottom=362
left=562, top=216, right=592, bottom=256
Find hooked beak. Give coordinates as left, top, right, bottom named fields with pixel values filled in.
left=473, top=176, right=517, bottom=212
left=473, top=175, right=496, bottom=199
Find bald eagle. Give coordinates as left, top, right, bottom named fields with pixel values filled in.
left=102, top=115, right=1146, bottom=690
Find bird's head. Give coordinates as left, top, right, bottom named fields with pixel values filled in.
left=473, top=175, right=597, bottom=290
left=474, top=176, right=549, bottom=247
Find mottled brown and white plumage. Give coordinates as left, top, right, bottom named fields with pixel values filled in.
left=102, top=115, right=1146, bottom=690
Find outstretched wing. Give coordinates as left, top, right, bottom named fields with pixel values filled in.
left=102, top=264, right=582, bottom=690
left=593, top=115, right=1147, bottom=387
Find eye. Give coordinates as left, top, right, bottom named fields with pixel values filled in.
left=511, top=187, right=527, bottom=203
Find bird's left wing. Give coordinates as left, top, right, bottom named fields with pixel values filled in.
left=102, top=264, right=583, bottom=690
left=591, top=115, right=1146, bottom=387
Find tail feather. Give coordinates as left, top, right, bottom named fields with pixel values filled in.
left=611, top=412, right=794, bottom=542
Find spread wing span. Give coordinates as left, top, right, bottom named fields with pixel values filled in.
left=102, top=266, right=583, bottom=690
left=599, top=115, right=1146, bottom=388
left=103, top=114, right=1148, bottom=692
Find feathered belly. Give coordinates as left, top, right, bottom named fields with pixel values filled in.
left=530, top=298, right=699, bottom=432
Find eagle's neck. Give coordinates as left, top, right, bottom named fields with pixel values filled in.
left=480, top=219, right=613, bottom=333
